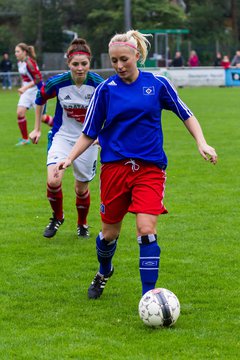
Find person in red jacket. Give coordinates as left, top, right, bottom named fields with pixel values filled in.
left=15, top=42, right=53, bottom=146
left=221, top=55, right=231, bottom=69
left=188, top=50, right=199, bottom=67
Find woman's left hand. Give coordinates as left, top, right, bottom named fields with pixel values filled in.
left=198, top=143, right=218, bottom=164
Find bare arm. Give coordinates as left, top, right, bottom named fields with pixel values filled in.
left=29, top=104, right=44, bottom=144
left=18, top=80, right=35, bottom=95
left=184, top=115, right=218, bottom=164
left=54, top=133, right=95, bottom=177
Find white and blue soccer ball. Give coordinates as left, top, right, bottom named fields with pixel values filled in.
left=138, top=288, right=180, bottom=328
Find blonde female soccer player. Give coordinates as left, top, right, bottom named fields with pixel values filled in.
left=55, top=30, right=217, bottom=298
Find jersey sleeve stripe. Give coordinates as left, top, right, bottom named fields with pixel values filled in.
left=155, top=75, right=193, bottom=120
left=83, top=80, right=107, bottom=135
left=45, top=72, right=68, bottom=90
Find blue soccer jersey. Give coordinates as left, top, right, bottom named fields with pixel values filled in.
left=83, top=70, right=193, bottom=169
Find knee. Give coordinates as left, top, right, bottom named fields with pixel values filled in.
left=136, top=214, right=158, bottom=236
left=47, top=177, right=61, bottom=188
left=101, top=222, right=121, bottom=242
left=75, top=183, right=88, bottom=195
left=17, top=109, right=25, bottom=118
left=137, top=224, right=156, bottom=236
left=101, top=229, right=120, bottom=242
left=101, top=221, right=121, bottom=242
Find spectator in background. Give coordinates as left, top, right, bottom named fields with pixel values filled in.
left=0, top=52, right=12, bottom=90
left=230, top=50, right=240, bottom=67
left=188, top=50, right=199, bottom=67
left=171, top=51, right=184, bottom=67
left=221, top=55, right=230, bottom=69
left=214, top=52, right=222, bottom=67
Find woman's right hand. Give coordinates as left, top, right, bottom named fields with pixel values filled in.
left=29, top=129, right=41, bottom=144
left=54, top=158, right=72, bottom=178
left=18, top=86, right=26, bottom=95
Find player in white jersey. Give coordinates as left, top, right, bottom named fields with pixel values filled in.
left=29, top=38, right=104, bottom=239
left=15, top=43, right=53, bottom=146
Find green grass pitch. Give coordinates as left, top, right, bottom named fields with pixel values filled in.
left=0, top=86, right=239, bottom=359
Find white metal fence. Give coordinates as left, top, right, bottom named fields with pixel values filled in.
left=1, top=67, right=238, bottom=88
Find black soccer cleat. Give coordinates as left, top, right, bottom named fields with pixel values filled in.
left=43, top=213, right=64, bottom=238
left=77, top=224, right=90, bottom=238
left=88, top=267, right=114, bottom=299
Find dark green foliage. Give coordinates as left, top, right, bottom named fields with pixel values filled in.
left=1, top=1, right=240, bottom=66
left=132, top=0, right=186, bottom=29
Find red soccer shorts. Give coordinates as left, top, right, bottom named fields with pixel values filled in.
left=100, top=160, right=168, bottom=224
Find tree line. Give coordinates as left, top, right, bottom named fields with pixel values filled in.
left=0, top=0, right=240, bottom=67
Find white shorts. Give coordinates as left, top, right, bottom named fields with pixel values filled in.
left=18, top=86, right=38, bottom=109
left=47, top=134, right=98, bottom=182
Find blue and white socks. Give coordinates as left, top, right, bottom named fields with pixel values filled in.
left=95, top=232, right=160, bottom=295
left=96, top=232, right=118, bottom=276
left=138, top=234, right=161, bottom=295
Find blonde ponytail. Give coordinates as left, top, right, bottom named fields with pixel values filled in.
left=109, top=30, right=152, bottom=65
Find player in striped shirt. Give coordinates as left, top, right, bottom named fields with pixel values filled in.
left=55, top=30, right=217, bottom=299
left=30, top=38, right=104, bottom=239
left=15, top=42, right=53, bottom=146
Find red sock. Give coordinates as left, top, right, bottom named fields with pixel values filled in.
left=42, top=114, right=53, bottom=127
left=76, top=189, right=90, bottom=225
left=47, top=183, right=63, bottom=220
left=17, top=116, right=28, bottom=139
